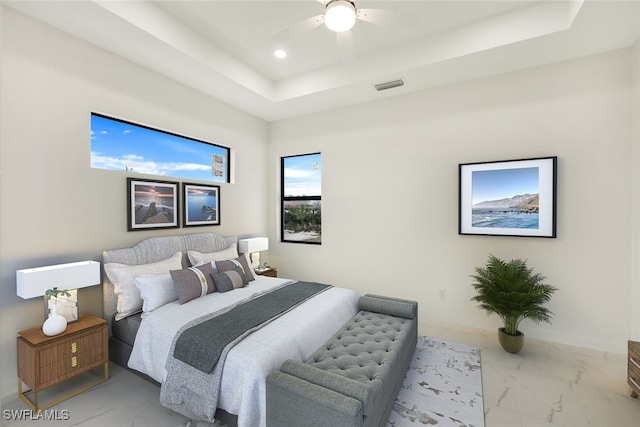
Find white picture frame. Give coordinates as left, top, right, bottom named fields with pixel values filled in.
left=459, top=156, right=557, bottom=237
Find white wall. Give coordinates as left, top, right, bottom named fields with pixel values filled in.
left=632, top=39, right=640, bottom=341
left=269, top=48, right=636, bottom=354
left=0, top=8, right=269, bottom=399
left=1, top=1, right=638, bottom=405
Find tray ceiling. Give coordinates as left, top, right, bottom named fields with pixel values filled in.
left=4, top=1, right=639, bottom=121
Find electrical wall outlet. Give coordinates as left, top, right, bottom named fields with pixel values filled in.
left=438, top=289, right=446, bottom=300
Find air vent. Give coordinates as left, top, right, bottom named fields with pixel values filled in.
left=374, top=79, right=405, bottom=91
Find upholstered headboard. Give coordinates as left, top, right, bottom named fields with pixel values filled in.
left=102, top=232, right=237, bottom=336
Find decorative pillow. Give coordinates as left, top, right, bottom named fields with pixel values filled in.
left=188, top=243, right=238, bottom=266
left=214, top=254, right=256, bottom=281
left=134, top=273, right=178, bottom=316
left=170, top=263, right=216, bottom=304
left=210, top=267, right=248, bottom=293
left=104, top=251, right=183, bottom=321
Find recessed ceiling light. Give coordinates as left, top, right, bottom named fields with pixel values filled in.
left=274, top=49, right=287, bottom=59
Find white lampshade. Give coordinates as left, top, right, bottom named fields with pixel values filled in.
left=238, top=238, right=269, bottom=254
left=17, top=260, right=101, bottom=299
left=325, top=0, right=356, bottom=32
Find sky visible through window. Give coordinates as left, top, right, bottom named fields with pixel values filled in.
left=91, top=113, right=229, bottom=182
left=283, top=153, right=321, bottom=197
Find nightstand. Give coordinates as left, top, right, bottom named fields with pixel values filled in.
left=17, top=313, right=108, bottom=412
left=255, top=267, right=277, bottom=278
left=629, top=340, right=640, bottom=398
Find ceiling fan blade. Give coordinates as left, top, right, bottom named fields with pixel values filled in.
left=272, top=14, right=325, bottom=42
left=336, top=30, right=354, bottom=63
left=356, top=8, right=421, bottom=28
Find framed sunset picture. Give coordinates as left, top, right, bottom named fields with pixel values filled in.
left=459, top=156, right=557, bottom=237
left=127, top=178, right=179, bottom=231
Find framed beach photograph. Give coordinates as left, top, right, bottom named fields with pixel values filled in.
left=127, top=178, right=179, bottom=231
left=459, top=156, right=557, bottom=238
left=183, top=183, right=220, bottom=227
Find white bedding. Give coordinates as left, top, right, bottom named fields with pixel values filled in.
left=128, top=276, right=359, bottom=427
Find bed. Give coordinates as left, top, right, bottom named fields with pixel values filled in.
left=102, top=232, right=359, bottom=427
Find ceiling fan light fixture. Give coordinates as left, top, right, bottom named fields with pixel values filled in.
left=324, top=1, right=356, bottom=32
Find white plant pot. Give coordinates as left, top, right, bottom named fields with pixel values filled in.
left=43, top=301, right=67, bottom=336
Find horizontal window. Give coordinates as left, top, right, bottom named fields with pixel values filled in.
left=91, top=112, right=230, bottom=183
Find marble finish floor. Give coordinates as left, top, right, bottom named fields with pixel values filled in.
left=423, top=320, right=640, bottom=427
left=2, top=320, right=640, bottom=426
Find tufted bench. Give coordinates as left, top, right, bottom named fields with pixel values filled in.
left=266, top=294, right=418, bottom=427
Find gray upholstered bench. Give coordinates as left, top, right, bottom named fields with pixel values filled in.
left=266, top=294, right=418, bottom=427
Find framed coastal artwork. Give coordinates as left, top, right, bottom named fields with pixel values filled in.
left=459, top=156, right=557, bottom=238
left=127, top=178, right=179, bottom=231
left=183, top=183, right=220, bottom=227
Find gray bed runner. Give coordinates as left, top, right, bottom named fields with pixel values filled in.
left=174, top=281, right=331, bottom=373
left=160, top=280, right=333, bottom=422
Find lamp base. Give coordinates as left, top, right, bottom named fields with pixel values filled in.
left=250, top=252, right=260, bottom=270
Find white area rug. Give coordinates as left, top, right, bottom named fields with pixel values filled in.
left=387, top=336, right=485, bottom=427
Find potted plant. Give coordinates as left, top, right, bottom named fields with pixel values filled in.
left=43, top=287, right=71, bottom=336
left=470, top=255, right=557, bottom=353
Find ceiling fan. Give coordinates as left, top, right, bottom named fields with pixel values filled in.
left=272, top=0, right=421, bottom=61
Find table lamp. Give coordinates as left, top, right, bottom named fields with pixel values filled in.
left=17, top=260, right=101, bottom=335
left=238, top=238, right=269, bottom=270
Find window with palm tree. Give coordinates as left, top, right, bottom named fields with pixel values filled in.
left=281, top=153, right=321, bottom=244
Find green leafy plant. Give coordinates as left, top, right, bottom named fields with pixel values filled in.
left=45, top=287, right=71, bottom=301
left=470, top=255, right=557, bottom=336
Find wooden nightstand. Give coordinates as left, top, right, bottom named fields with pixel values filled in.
left=255, top=267, right=277, bottom=278
left=17, top=313, right=108, bottom=412
left=630, top=340, right=640, bottom=398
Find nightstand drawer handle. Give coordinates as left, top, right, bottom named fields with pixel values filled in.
left=631, top=376, right=640, bottom=391
left=71, top=342, right=77, bottom=353
left=71, top=356, right=78, bottom=368
left=631, top=357, right=640, bottom=370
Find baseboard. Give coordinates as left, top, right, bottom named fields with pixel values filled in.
left=421, top=309, right=627, bottom=356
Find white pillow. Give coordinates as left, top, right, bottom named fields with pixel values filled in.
left=188, top=243, right=238, bottom=266
left=104, top=251, right=182, bottom=320
left=135, top=273, right=178, bottom=316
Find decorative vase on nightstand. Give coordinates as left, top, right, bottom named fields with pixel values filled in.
left=42, top=301, right=67, bottom=336
left=42, top=287, right=70, bottom=336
